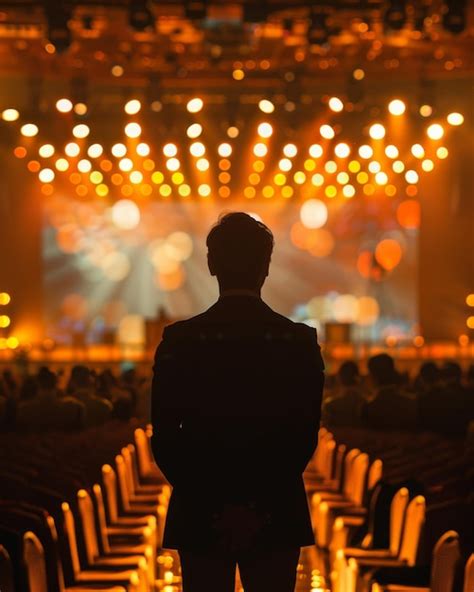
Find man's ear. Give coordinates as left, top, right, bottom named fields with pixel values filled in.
left=207, top=252, right=216, bottom=276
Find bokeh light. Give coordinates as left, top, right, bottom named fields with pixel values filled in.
left=375, top=238, right=403, bottom=271
left=111, top=200, right=141, bottom=230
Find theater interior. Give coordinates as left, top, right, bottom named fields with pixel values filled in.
left=0, top=1, right=473, bottom=591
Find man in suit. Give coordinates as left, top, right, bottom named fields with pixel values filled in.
left=151, top=212, right=324, bottom=592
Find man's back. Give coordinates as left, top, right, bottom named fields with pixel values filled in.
left=151, top=295, right=324, bottom=551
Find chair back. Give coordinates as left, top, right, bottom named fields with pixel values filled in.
left=45, top=515, right=66, bottom=592
left=77, top=489, right=100, bottom=564
left=23, top=531, right=48, bottom=592
left=430, top=530, right=460, bottom=592
left=102, top=463, right=119, bottom=522
left=367, top=459, right=383, bottom=491
left=93, top=483, right=111, bottom=553
left=464, top=554, right=474, bottom=592
left=349, top=452, right=369, bottom=506
left=333, top=444, right=347, bottom=486
left=61, top=502, right=82, bottom=577
left=322, top=439, right=336, bottom=481
left=0, top=544, right=15, bottom=592
left=134, top=427, right=155, bottom=477
left=399, top=495, right=426, bottom=565
left=342, top=448, right=361, bottom=499
left=121, top=446, right=137, bottom=495
left=115, top=454, right=132, bottom=511
left=389, top=487, right=410, bottom=556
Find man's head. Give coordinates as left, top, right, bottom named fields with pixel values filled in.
left=206, top=212, right=274, bottom=291
left=337, top=361, right=359, bottom=387
left=37, top=366, right=57, bottom=391
left=367, top=353, right=397, bottom=387
left=70, top=365, right=92, bottom=389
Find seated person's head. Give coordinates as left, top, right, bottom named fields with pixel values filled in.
left=70, top=365, right=92, bottom=390
left=418, top=361, right=439, bottom=387
left=206, top=212, right=274, bottom=292
left=37, top=367, right=57, bottom=392
left=368, top=353, right=397, bottom=388
left=441, top=361, right=462, bottom=386
left=337, top=361, right=359, bottom=387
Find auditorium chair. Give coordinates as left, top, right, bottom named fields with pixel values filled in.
left=369, top=530, right=461, bottom=592
left=463, top=554, right=474, bottom=592
left=22, top=529, right=134, bottom=592
left=76, top=489, right=154, bottom=587
left=331, top=549, right=359, bottom=592
left=133, top=429, right=162, bottom=484
left=121, top=446, right=170, bottom=505
left=311, top=447, right=361, bottom=507
left=61, top=502, right=148, bottom=591
left=330, top=487, right=410, bottom=570
left=0, top=543, right=14, bottom=592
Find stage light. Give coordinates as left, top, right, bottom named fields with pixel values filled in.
left=39, top=144, right=55, bottom=158
left=13, top=147, right=26, bottom=159
left=74, top=103, right=87, bottom=116
left=320, top=124, right=335, bottom=139
left=421, top=159, right=434, bottom=172
left=100, top=160, right=112, bottom=172
left=343, top=184, right=356, bottom=198
left=124, top=99, right=141, bottom=115
left=187, top=124, right=202, bottom=139
left=300, top=199, right=328, bottom=228
left=2, top=108, right=20, bottom=121
left=227, top=126, right=239, bottom=138
left=357, top=297, right=380, bottom=326
left=64, top=143, right=80, bottom=158
left=0, top=293, right=10, bottom=305
left=388, top=99, right=406, bottom=115
left=325, top=185, right=337, bottom=198
left=309, top=144, right=323, bottom=158
left=253, top=160, right=265, bottom=172
left=111, top=65, right=124, bottom=77
left=150, top=100, right=162, bottom=112
left=244, top=187, right=256, bottom=199
left=187, top=97, right=204, bottom=113
left=196, top=158, right=209, bottom=171
left=218, top=143, right=232, bottom=158
left=112, top=143, right=127, bottom=158
left=467, top=317, right=474, bottom=330
left=369, top=123, right=386, bottom=139
left=219, top=159, right=231, bottom=171
left=334, top=142, right=350, bottom=158
left=359, top=145, right=373, bottom=159
left=89, top=171, right=103, bottom=184
left=333, top=295, right=358, bottom=322
left=337, top=172, right=349, bottom=185
left=311, top=173, right=325, bottom=186
left=447, top=112, right=464, bottom=126
left=274, top=174, right=286, bottom=186
left=190, top=142, right=205, bottom=157
left=21, top=124, right=39, bottom=137
left=77, top=159, right=92, bottom=173
left=385, top=145, right=399, bottom=159
left=0, top=316, right=11, bottom=328
left=397, top=199, right=420, bottom=229
left=368, top=161, right=381, bottom=173
left=198, top=184, right=211, bottom=197
left=294, top=172, right=306, bottom=185
left=163, top=143, right=178, bottom=158
left=233, top=69, right=245, bottom=81
left=411, top=144, right=425, bottom=159
left=375, top=238, right=402, bottom=270
left=325, top=161, right=337, bottom=174
left=166, top=158, right=180, bottom=172
left=39, top=168, right=55, bottom=183
left=419, top=104, right=432, bottom=117
left=124, top=122, right=141, bottom=138
left=56, top=98, right=73, bottom=113
left=436, top=147, right=448, bottom=159
left=393, top=160, right=405, bottom=173
left=427, top=123, right=444, bottom=140
left=119, top=158, right=133, bottom=172
left=258, top=122, right=273, bottom=138
left=259, top=100, right=274, bottom=114
left=328, top=97, right=344, bottom=112
left=112, top=199, right=140, bottom=230
left=136, top=142, right=150, bottom=157
left=219, top=172, right=231, bottom=184
left=357, top=171, right=369, bottom=184
left=250, top=143, right=265, bottom=159
left=130, top=171, right=143, bottom=184
left=152, top=171, right=164, bottom=184
left=353, top=68, right=365, bottom=80
left=375, top=172, right=388, bottom=185
left=466, top=294, right=474, bottom=307
left=179, top=184, right=191, bottom=197
left=405, top=170, right=419, bottom=184
left=262, top=186, right=274, bottom=198
left=281, top=186, right=294, bottom=198
left=249, top=173, right=260, bottom=185
left=6, top=336, right=19, bottom=349
left=72, top=124, right=90, bottom=139
left=283, top=144, right=297, bottom=158
left=278, top=158, right=292, bottom=172
left=87, top=144, right=103, bottom=158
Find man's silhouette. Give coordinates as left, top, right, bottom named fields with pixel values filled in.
left=151, top=212, right=324, bottom=592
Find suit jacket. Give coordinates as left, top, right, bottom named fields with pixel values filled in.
left=151, top=295, right=324, bottom=551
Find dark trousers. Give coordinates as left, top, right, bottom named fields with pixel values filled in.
left=179, top=547, right=300, bottom=592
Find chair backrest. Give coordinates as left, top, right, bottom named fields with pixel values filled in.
left=45, top=515, right=66, bottom=592
left=23, top=531, right=48, bottom=592
left=349, top=452, right=369, bottom=506
left=464, top=554, right=474, bottom=592
left=342, top=448, right=361, bottom=500
left=93, top=483, right=111, bottom=553
left=430, top=530, right=460, bottom=592
left=115, top=454, right=132, bottom=511
left=389, top=487, right=410, bottom=556
left=77, top=489, right=100, bottom=564
left=134, top=427, right=154, bottom=477
left=121, top=446, right=137, bottom=495
left=322, top=439, right=336, bottom=481
left=333, top=444, right=347, bottom=486
left=0, top=544, right=15, bottom=592
left=314, top=429, right=332, bottom=473
left=367, top=459, right=383, bottom=491
left=61, top=502, right=82, bottom=577
left=102, top=463, right=119, bottom=522
left=398, top=495, right=426, bottom=565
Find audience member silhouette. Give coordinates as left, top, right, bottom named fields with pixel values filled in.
left=323, top=361, right=364, bottom=426
left=17, top=367, right=85, bottom=431
left=151, top=212, right=325, bottom=592
left=68, top=365, right=112, bottom=427
left=362, top=353, right=416, bottom=430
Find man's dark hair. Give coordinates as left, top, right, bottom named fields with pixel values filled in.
left=70, top=365, right=92, bottom=389
left=337, top=361, right=359, bottom=387
left=206, top=212, right=274, bottom=290
left=37, top=366, right=57, bottom=390
left=368, top=353, right=397, bottom=387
